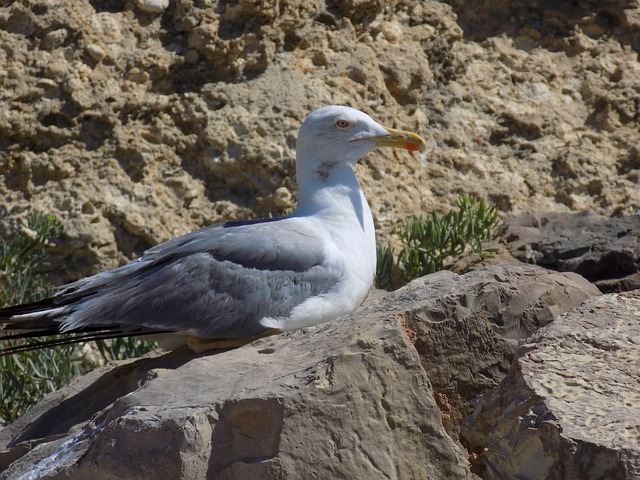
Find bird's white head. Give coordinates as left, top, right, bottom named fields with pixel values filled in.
left=296, top=105, right=427, bottom=170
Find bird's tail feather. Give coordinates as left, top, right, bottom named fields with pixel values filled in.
left=0, top=297, right=68, bottom=335
left=0, top=329, right=165, bottom=355
left=0, top=297, right=58, bottom=319
left=0, top=298, right=165, bottom=355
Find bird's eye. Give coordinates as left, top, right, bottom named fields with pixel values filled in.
left=335, top=119, right=350, bottom=128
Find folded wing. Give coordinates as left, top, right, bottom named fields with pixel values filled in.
left=0, top=217, right=340, bottom=343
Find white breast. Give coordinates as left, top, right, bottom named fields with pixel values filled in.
left=261, top=187, right=376, bottom=331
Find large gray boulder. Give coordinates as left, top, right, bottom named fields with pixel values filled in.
left=0, top=264, right=599, bottom=479
left=391, top=265, right=599, bottom=441
left=0, top=290, right=473, bottom=479
left=462, top=291, right=640, bottom=479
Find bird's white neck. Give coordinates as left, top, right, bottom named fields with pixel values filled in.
left=294, top=160, right=368, bottom=223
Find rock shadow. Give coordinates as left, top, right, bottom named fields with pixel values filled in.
left=3, top=347, right=204, bottom=449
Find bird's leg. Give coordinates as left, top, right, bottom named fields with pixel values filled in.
left=186, top=329, right=283, bottom=353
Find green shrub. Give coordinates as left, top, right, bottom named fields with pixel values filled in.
left=0, top=211, right=81, bottom=424
left=0, top=211, right=64, bottom=305
left=0, top=212, right=156, bottom=424
left=375, top=244, right=396, bottom=292
left=376, top=195, right=502, bottom=290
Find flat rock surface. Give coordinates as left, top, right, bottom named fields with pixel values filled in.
left=462, top=291, right=640, bottom=480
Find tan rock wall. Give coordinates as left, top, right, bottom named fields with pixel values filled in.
left=0, top=0, right=638, bottom=282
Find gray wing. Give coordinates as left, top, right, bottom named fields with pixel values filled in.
left=51, top=217, right=340, bottom=338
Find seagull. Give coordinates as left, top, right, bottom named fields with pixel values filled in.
left=0, top=105, right=426, bottom=354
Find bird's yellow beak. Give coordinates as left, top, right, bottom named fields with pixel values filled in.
left=366, top=126, right=427, bottom=152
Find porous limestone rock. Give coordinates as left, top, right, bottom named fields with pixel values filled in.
left=135, top=0, right=170, bottom=14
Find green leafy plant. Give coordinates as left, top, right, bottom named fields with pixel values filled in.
left=0, top=212, right=156, bottom=424
left=0, top=211, right=81, bottom=424
left=375, top=244, right=396, bottom=292
left=0, top=211, right=64, bottom=305
left=376, top=195, right=502, bottom=290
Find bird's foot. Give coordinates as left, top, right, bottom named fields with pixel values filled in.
left=186, top=329, right=283, bottom=353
